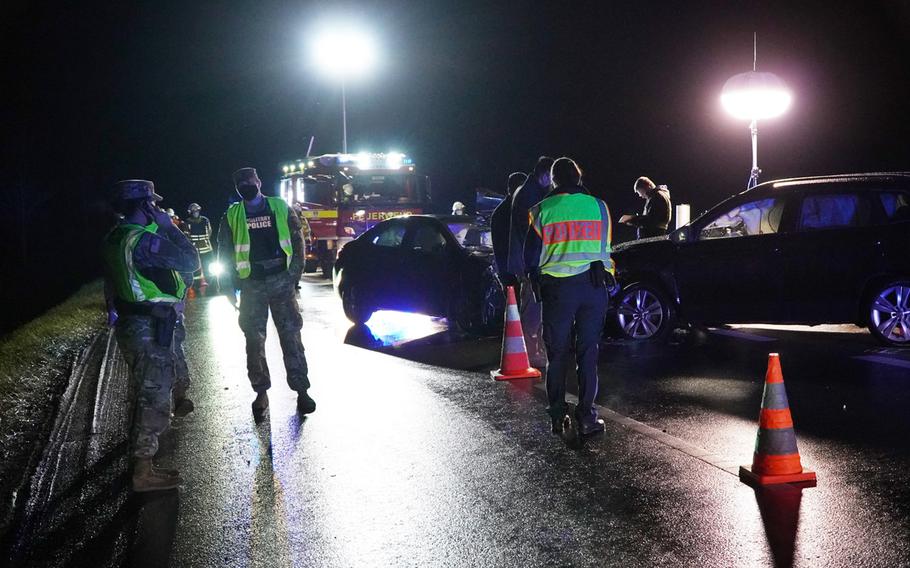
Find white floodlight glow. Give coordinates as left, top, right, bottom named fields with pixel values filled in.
left=208, top=261, right=225, bottom=277
left=385, top=152, right=404, bottom=169
left=356, top=152, right=372, bottom=169
left=311, top=25, right=378, bottom=80
left=721, top=71, right=791, bottom=120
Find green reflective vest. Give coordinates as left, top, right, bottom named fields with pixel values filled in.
left=529, top=192, right=614, bottom=278
left=226, top=196, right=293, bottom=279
left=103, top=222, right=188, bottom=304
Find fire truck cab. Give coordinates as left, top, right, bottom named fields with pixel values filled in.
left=278, top=152, right=431, bottom=277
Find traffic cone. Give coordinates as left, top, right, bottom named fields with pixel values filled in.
left=491, top=286, right=542, bottom=381
left=739, top=353, right=817, bottom=487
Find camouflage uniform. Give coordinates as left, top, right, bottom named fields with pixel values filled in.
left=238, top=272, right=309, bottom=392
left=115, top=316, right=178, bottom=458
left=172, top=313, right=190, bottom=401
left=217, top=176, right=308, bottom=395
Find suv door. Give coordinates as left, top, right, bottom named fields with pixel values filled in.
left=779, top=190, right=878, bottom=322
left=674, top=195, right=791, bottom=323
left=400, top=219, right=458, bottom=316
left=361, top=219, right=409, bottom=310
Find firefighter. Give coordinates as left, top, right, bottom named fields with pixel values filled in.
left=618, top=176, right=672, bottom=239
left=216, top=167, right=314, bottom=414
left=183, top=202, right=213, bottom=291
left=524, top=158, right=613, bottom=436
left=451, top=201, right=466, bottom=216
left=509, top=156, right=554, bottom=369
left=102, top=180, right=199, bottom=491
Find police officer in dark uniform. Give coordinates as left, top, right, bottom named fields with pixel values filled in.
left=216, top=167, right=314, bottom=414
left=525, top=158, right=614, bottom=436
left=102, top=180, right=199, bottom=491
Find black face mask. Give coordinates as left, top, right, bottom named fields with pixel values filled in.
left=236, top=184, right=259, bottom=201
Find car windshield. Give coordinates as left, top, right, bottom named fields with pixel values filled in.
left=446, top=222, right=493, bottom=249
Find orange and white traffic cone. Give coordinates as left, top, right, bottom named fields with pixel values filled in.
left=491, top=286, right=542, bottom=381
left=739, top=353, right=817, bottom=487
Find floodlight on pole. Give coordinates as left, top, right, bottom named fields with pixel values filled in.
left=311, top=26, right=379, bottom=153
left=721, top=34, right=792, bottom=189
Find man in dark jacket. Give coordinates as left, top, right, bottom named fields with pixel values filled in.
left=491, top=171, right=527, bottom=284
left=507, top=156, right=554, bottom=369
left=619, top=176, right=672, bottom=239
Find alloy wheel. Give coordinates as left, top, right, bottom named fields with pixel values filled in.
left=617, top=287, right=666, bottom=339
left=870, top=284, right=910, bottom=344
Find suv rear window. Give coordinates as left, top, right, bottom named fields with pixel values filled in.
left=879, top=192, right=910, bottom=223
left=799, top=193, right=870, bottom=230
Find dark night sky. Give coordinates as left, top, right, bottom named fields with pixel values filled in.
left=3, top=0, right=910, bottom=325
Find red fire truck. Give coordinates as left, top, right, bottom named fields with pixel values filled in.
left=278, top=152, right=431, bottom=277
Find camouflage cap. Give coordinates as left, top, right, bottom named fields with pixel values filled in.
left=111, top=179, right=163, bottom=202
left=232, top=167, right=260, bottom=186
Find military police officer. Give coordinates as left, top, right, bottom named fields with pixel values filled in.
left=524, top=158, right=614, bottom=436
left=102, top=180, right=200, bottom=491
left=216, top=167, right=314, bottom=414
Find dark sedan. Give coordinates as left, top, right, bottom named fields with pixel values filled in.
left=611, top=173, right=910, bottom=346
left=333, top=215, right=504, bottom=333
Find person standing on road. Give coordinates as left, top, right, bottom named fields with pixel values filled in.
left=183, top=202, right=213, bottom=292
left=525, top=158, right=614, bottom=436
left=509, top=156, right=554, bottom=369
left=618, top=176, right=671, bottom=239
left=216, top=167, right=314, bottom=414
left=491, top=172, right=527, bottom=285
left=102, top=180, right=199, bottom=492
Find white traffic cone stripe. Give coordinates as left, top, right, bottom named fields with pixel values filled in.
left=506, top=304, right=521, bottom=321
left=504, top=336, right=528, bottom=354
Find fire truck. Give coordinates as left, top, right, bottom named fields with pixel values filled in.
left=278, top=152, right=431, bottom=277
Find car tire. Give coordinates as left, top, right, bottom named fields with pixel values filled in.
left=342, top=286, right=373, bottom=325
left=320, top=261, right=334, bottom=279
left=866, top=279, right=910, bottom=347
left=614, top=282, right=674, bottom=341
left=446, top=291, right=474, bottom=333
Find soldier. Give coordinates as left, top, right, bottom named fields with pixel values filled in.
left=183, top=202, right=213, bottom=292
left=102, top=180, right=199, bottom=491
left=216, top=167, right=314, bottom=414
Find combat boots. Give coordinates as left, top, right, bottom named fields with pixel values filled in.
left=173, top=397, right=195, bottom=417
left=132, top=458, right=182, bottom=492
left=252, top=391, right=269, bottom=411
left=297, top=391, right=316, bottom=414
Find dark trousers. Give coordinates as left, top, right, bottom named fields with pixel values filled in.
left=541, top=271, right=609, bottom=423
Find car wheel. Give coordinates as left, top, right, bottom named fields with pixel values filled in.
left=342, top=286, right=373, bottom=325
left=867, top=280, right=910, bottom=347
left=320, top=261, right=334, bottom=279
left=615, top=283, right=673, bottom=341
left=447, top=291, right=474, bottom=333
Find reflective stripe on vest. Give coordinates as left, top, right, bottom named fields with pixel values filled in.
left=226, top=196, right=293, bottom=279
left=102, top=222, right=187, bottom=304
left=530, top=192, right=614, bottom=278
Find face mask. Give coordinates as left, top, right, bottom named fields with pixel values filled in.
left=191, top=211, right=200, bottom=218
left=236, top=184, right=259, bottom=201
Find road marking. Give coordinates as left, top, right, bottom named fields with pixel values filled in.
left=852, top=355, right=910, bottom=370
left=709, top=328, right=777, bottom=342
left=532, top=381, right=739, bottom=477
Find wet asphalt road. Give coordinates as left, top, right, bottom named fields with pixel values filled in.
left=137, top=277, right=910, bottom=567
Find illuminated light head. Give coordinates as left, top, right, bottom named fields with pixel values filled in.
left=208, top=261, right=225, bottom=277
left=356, top=152, right=372, bottom=170
left=721, top=71, right=791, bottom=120
left=385, top=152, right=404, bottom=169
left=311, top=25, right=379, bottom=80
left=308, top=160, right=315, bottom=168
left=282, top=165, right=289, bottom=174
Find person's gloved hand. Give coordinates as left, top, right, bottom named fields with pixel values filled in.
left=589, top=261, right=606, bottom=288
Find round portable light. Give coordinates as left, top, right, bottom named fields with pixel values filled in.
left=721, top=71, right=791, bottom=120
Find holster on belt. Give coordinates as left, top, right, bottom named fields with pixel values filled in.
left=150, top=304, right=177, bottom=348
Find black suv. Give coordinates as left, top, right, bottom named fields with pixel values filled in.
left=611, top=173, right=910, bottom=346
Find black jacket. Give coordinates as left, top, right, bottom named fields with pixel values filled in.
left=508, top=176, right=549, bottom=276
left=626, top=186, right=671, bottom=239
left=490, top=196, right=512, bottom=278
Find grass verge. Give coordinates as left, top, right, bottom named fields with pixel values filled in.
left=0, top=281, right=105, bottom=539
